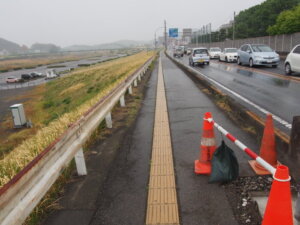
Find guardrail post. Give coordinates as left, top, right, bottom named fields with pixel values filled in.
left=128, top=85, right=133, bottom=95
left=138, top=74, right=141, bottom=81
left=290, top=116, right=300, bottom=157
left=133, top=79, right=138, bottom=87
left=120, top=95, right=126, bottom=107
left=74, top=148, right=87, bottom=176
left=105, top=112, right=113, bottom=128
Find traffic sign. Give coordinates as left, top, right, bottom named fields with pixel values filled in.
left=169, top=28, right=178, bottom=38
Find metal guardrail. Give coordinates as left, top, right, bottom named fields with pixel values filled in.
left=0, top=56, right=154, bottom=225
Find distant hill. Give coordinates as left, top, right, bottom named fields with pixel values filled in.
left=0, top=38, right=22, bottom=54
left=63, top=40, right=151, bottom=51
left=31, top=43, right=61, bottom=53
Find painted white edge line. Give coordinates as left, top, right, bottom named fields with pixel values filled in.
left=174, top=57, right=292, bottom=130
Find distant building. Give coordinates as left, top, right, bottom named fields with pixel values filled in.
left=182, top=28, right=192, bottom=44
left=0, top=49, right=9, bottom=56
left=183, top=28, right=192, bottom=38
left=219, top=20, right=233, bottom=30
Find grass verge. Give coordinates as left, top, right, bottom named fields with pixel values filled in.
left=0, top=51, right=154, bottom=187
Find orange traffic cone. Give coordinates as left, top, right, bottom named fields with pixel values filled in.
left=194, top=112, right=216, bottom=174
left=262, top=165, right=293, bottom=225
left=249, top=114, right=279, bottom=175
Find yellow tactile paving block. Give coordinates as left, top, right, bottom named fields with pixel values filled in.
left=149, top=175, right=176, bottom=189
left=150, top=163, right=174, bottom=175
left=151, top=155, right=173, bottom=165
left=146, top=58, right=180, bottom=225
left=148, top=188, right=178, bottom=204
left=146, top=204, right=180, bottom=225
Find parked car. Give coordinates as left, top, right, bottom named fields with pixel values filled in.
left=209, top=47, right=222, bottom=59
left=45, top=69, right=59, bottom=79
left=6, top=77, right=22, bottom=83
left=21, top=74, right=31, bottom=80
left=189, top=48, right=210, bottom=66
left=219, top=48, right=238, bottom=62
left=186, top=48, right=192, bottom=55
left=285, top=44, right=300, bottom=75
left=173, top=46, right=184, bottom=57
left=237, top=44, right=280, bottom=68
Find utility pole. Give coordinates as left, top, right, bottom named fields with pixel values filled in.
left=154, top=32, right=156, bottom=50
left=164, top=20, right=167, bottom=49
left=233, top=11, right=236, bottom=41
left=209, top=23, right=212, bottom=45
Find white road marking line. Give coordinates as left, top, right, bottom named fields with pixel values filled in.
left=174, top=57, right=292, bottom=130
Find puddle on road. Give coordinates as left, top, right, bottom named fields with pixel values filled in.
left=212, top=63, right=291, bottom=88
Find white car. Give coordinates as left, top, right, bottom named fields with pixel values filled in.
left=219, top=48, right=238, bottom=62
left=189, top=48, right=210, bottom=66
left=45, top=69, right=59, bottom=79
left=209, top=47, right=222, bottom=59
left=285, top=44, right=300, bottom=75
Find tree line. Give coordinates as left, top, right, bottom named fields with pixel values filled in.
left=191, top=0, right=300, bottom=44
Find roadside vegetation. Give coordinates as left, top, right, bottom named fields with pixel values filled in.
left=267, top=4, right=300, bottom=35
left=0, top=50, right=112, bottom=72
left=0, top=51, right=154, bottom=187
left=191, top=0, right=300, bottom=43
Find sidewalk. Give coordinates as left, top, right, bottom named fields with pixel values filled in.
left=43, top=54, right=260, bottom=225
left=161, top=53, right=257, bottom=225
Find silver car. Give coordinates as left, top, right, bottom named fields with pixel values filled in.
left=237, top=44, right=280, bottom=68
left=189, top=48, right=210, bottom=66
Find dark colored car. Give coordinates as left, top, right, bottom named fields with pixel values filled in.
left=21, top=74, right=31, bottom=80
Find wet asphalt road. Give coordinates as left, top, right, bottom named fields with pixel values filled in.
left=43, top=54, right=261, bottom=225
left=177, top=55, right=300, bottom=134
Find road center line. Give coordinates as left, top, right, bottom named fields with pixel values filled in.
left=145, top=57, right=180, bottom=225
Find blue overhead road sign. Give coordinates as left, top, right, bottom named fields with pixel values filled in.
left=169, top=28, right=178, bottom=37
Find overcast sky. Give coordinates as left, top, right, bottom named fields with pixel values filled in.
left=0, top=0, right=265, bottom=47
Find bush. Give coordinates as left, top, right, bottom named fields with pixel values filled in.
left=62, top=97, right=71, bottom=105
left=43, top=100, right=55, bottom=109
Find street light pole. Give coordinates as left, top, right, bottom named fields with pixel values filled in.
left=164, top=20, right=167, bottom=49
left=233, top=11, right=236, bottom=41
left=154, top=33, right=156, bottom=49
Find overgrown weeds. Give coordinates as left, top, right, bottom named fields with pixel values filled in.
left=0, top=51, right=154, bottom=187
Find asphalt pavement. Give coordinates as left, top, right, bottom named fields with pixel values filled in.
left=176, top=55, right=300, bottom=135
left=42, top=54, right=262, bottom=225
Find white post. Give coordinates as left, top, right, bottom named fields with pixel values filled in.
left=120, top=95, right=125, bottom=107
left=128, top=85, right=133, bottom=95
left=133, top=79, right=138, bottom=87
left=138, top=74, right=141, bottom=81
left=74, top=148, right=87, bottom=176
left=105, top=112, right=112, bottom=128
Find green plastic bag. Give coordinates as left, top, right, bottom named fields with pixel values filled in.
left=209, top=141, right=239, bottom=183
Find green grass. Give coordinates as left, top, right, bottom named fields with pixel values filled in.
left=0, top=51, right=154, bottom=187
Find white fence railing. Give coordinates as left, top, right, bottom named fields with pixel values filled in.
left=0, top=56, right=154, bottom=225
